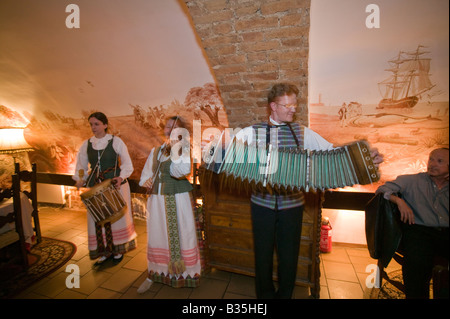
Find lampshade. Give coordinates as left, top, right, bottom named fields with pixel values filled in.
left=0, top=127, right=34, bottom=154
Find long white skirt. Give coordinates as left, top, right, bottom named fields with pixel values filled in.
left=145, top=191, right=201, bottom=284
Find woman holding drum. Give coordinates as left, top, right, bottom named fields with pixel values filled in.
left=73, top=112, right=137, bottom=266
left=137, top=116, right=202, bottom=293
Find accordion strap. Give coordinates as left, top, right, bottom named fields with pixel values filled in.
left=286, top=123, right=300, bottom=148
left=265, top=122, right=300, bottom=148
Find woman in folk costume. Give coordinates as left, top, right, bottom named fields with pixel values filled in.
left=137, top=116, right=201, bottom=293
left=73, top=112, right=137, bottom=265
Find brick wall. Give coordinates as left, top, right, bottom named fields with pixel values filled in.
left=184, top=0, right=311, bottom=129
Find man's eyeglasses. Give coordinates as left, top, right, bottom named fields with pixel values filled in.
left=276, top=102, right=298, bottom=109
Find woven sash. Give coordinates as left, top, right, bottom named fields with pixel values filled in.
left=164, top=194, right=185, bottom=275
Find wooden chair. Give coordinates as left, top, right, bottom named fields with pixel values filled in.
left=15, top=162, right=41, bottom=243
left=0, top=173, right=29, bottom=269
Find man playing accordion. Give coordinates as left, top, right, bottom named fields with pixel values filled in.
left=228, top=83, right=383, bottom=299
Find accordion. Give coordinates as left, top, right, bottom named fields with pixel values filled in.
left=202, top=137, right=379, bottom=193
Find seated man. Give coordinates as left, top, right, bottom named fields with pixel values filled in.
left=376, top=148, right=449, bottom=298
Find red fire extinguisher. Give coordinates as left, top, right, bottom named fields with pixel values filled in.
left=320, top=217, right=332, bottom=253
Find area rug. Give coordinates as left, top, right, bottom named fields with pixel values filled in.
left=370, top=269, right=434, bottom=299
left=370, top=270, right=405, bottom=299
left=0, top=237, right=77, bottom=298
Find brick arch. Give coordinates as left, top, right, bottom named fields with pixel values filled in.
left=183, top=0, right=311, bottom=129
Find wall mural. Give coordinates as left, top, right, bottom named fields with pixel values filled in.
left=309, top=0, right=449, bottom=192
left=0, top=1, right=229, bottom=194
left=1, top=82, right=226, bottom=183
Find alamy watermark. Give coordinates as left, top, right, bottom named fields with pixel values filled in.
left=65, top=264, right=80, bottom=288
left=65, top=4, right=380, bottom=30
left=64, top=262, right=384, bottom=289
left=65, top=4, right=80, bottom=29
left=365, top=264, right=381, bottom=288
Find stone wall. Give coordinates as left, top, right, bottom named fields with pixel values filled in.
left=184, top=0, right=311, bottom=129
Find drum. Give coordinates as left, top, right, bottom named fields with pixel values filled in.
left=80, top=179, right=127, bottom=225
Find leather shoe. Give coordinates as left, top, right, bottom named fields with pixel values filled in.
left=94, top=255, right=112, bottom=266
left=112, top=254, right=123, bottom=264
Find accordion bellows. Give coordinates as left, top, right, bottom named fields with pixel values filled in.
left=202, top=139, right=379, bottom=193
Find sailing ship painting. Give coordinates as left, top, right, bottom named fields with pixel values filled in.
left=377, top=45, right=436, bottom=109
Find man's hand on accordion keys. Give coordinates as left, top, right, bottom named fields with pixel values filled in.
left=369, top=147, right=384, bottom=169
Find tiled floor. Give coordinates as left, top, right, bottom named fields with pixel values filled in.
left=12, top=206, right=401, bottom=299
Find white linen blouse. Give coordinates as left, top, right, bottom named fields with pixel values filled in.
left=73, top=134, right=133, bottom=183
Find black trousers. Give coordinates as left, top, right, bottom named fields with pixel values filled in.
left=251, top=202, right=304, bottom=299
left=401, top=223, right=449, bottom=299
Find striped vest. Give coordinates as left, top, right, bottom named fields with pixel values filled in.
left=250, top=122, right=305, bottom=210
